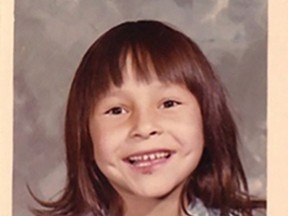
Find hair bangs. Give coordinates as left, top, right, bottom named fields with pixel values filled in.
left=128, top=39, right=193, bottom=86
left=85, top=21, right=206, bottom=109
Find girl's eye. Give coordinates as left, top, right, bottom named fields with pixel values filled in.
left=162, top=100, right=181, bottom=109
left=105, top=107, right=127, bottom=115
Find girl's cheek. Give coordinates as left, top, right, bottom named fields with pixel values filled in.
left=159, top=108, right=194, bottom=124
left=91, top=118, right=130, bottom=147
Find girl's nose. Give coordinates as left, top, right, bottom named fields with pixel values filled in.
left=129, top=109, right=162, bottom=139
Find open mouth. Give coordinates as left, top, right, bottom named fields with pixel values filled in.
left=124, top=150, right=173, bottom=168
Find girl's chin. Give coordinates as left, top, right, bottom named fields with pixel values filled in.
left=118, top=182, right=184, bottom=201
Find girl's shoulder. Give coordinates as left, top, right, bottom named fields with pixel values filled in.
left=187, top=198, right=220, bottom=216
left=188, top=199, right=266, bottom=216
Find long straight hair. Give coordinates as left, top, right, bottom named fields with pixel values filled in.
left=32, top=20, right=266, bottom=216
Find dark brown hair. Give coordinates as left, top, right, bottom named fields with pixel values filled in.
left=32, top=20, right=266, bottom=216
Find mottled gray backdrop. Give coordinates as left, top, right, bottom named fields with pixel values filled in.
left=14, top=0, right=267, bottom=215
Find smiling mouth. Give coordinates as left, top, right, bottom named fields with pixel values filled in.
left=124, top=150, right=173, bottom=168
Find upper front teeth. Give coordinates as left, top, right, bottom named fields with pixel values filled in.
left=128, top=152, right=170, bottom=162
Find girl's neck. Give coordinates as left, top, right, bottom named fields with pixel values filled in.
left=121, top=184, right=186, bottom=216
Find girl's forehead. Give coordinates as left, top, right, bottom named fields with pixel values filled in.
left=106, top=74, right=165, bottom=96
left=100, top=53, right=189, bottom=97
left=122, top=61, right=157, bottom=84
left=91, top=50, right=191, bottom=101
left=117, top=59, right=185, bottom=89
left=105, top=71, right=188, bottom=98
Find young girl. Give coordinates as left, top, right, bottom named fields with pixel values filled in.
left=32, top=20, right=265, bottom=216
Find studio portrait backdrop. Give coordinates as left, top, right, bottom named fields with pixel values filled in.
left=13, top=0, right=267, bottom=215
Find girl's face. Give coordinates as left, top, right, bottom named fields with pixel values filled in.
left=89, top=60, right=204, bottom=200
